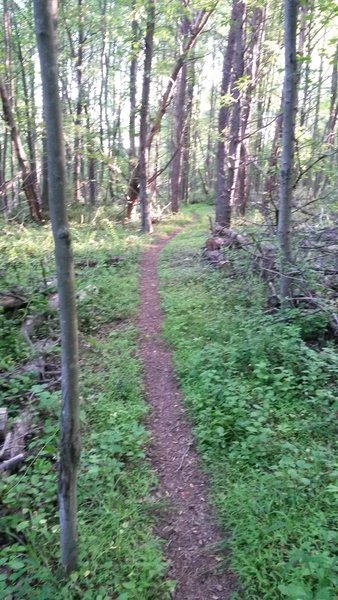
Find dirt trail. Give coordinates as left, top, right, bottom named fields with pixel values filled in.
left=138, top=231, right=237, bottom=600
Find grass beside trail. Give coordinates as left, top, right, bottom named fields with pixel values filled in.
left=0, top=207, right=194, bottom=599
left=159, top=217, right=338, bottom=600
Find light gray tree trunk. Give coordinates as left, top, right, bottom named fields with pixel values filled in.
left=33, top=0, right=80, bottom=574
left=278, top=0, right=299, bottom=301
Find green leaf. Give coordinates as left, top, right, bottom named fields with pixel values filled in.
left=279, top=583, right=311, bottom=598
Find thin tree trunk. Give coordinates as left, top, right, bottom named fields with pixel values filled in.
left=99, top=0, right=107, bottom=153
left=139, top=0, right=155, bottom=233
left=15, top=34, right=37, bottom=181
left=263, top=109, right=283, bottom=217
left=73, top=0, right=84, bottom=203
left=129, top=0, right=138, bottom=176
left=278, top=0, right=299, bottom=301
left=1, top=129, right=8, bottom=211
left=215, top=0, right=243, bottom=225
left=324, top=42, right=338, bottom=144
left=170, top=16, right=190, bottom=213
left=126, top=8, right=214, bottom=218
left=233, top=6, right=264, bottom=215
left=220, top=0, right=246, bottom=227
left=41, top=122, right=49, bottom=212
left=34, top=0, right=80, bottom=574
left=3, top=0, right=16, bottom=209
left=0, top=77, right=41, bottom=221
left=299, top=2, right=314, bottom=128
left=85, top=102, right=96, bottom=206
left=205, top=78, right=216, bottom=191
left=181, top=53, right=195, bottom=203
left=170, top=67, right=186, bottom=212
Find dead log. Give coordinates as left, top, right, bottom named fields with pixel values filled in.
left=0, top=291, right=27, bottom=311
left=0, top=454, right=24, bottom=473
left=212, top=226, right=249, bottom=248
left=252, top=244, right=277, bottom=281
left=75, top=256, right=122, bottom=268
left=104, top=256, right=123, bottom=266
left=0, top=411, right=31, bottom=473
left=203, top=249, right=224, bottom=263
left=9, top=411, right=32, bottom=459
left=48, top=293, right=59, bottom=311
left=205, top=237, right=226, bottom=251
left=75, top=258, right=97, bottom=268
left=0, top=432, right=12, bottom=460
left=0, top=407, right=8, bottom=442
left=21, top=313, right=45, bottom=348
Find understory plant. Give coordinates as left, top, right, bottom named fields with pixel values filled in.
left=0, top=209, right=193, bottom=599
left=160, top=222, right=338, bottom=600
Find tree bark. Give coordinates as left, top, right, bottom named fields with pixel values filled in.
left=170, top=17, right=190, bottom=213
left=181, top=53, right=195, bottom=204
left=215, top=0, right=243, bottom=225
left=139, top=0, right=155, bottom=233
left=0, top=76, right=41, bottom=222
left=233, top=7, right=264, bottom=215
left=126, top=8, right=213, bottom=218
left=324, top=42, right=338, bottom=145
left=73, top=0, right=84, bottom=203
left=219, top=0, right=246, bottom=227
left=129, top=0, right=138, bottom=177
left=278, top=0, right=299, bottom=301
left=34, top=0, right=80, bottom=574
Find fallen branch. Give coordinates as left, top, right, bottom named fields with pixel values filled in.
left=0, top=453, right=24, bottom=473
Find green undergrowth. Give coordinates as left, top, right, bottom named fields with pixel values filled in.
left=0, top=207, right=195, bottom=598
left=159, top=220, right=338, bottom=600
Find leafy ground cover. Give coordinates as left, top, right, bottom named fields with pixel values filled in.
left=159, top=217, right=338, bottom=600
left=0, top=208, right=193, bottom=599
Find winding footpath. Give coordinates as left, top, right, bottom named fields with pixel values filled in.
left=138, top=231, right=238, bottom=600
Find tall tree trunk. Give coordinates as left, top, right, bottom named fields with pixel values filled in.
left=220, top=0, right=246, bottom=227
left=205, top=78, right=216, bottom=191
left=263, top=109, right=283, bottom=218
left=181, top=54, right=195, bottom=203
left=129, top=0, right=138, bottom=177
left=324, top=42, right=338, bottom=145
left=0, top=127, right=9, bottom=211
left=41, top=122, right=49, bottom=212
left=73, top=0, right=84, bottom=203
left=215, top=0, right=242, bottom=225
left=278, top=0, right=299, bottom=301
left=170, top=68, right=186, bottom=212
left=126, top=8, right=213, bottom=218
left=0, top=77, right=41, bottom=221
left=139, top=0, right=155, bottom=233
left=233, top=6, right=264, bottom=215
left=3, top=0, right=16, bottom=209
left=34, top=0, right=80, bottom=574
left=85, top=102, right=96, bottom=206
left=170, top=17, right=189, bottom=213
left=98, top=0, right=107, bottom=154
left=298, top=2, right=314, bottom=128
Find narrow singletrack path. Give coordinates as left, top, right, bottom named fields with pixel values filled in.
left=138, top=231, right=237, bottom=600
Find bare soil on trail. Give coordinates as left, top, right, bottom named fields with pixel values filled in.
left=138, top=231, right=238, bottom=600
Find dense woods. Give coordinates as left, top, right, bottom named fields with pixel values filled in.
left=0, top=0, right=336, bottom=228
left=1, top=0, right=338, bottom=598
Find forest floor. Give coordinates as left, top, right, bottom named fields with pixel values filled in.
left=0, top=205, right=337, bottom=599
left=138, top=229, right=238, bottom=599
